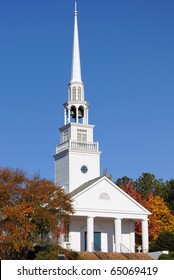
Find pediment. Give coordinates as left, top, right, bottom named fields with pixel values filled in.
left=70, top=176, right=150, bottom=216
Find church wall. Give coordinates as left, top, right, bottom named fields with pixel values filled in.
left=86, top=127, right=94, bottom=142
left=69, top=217, right=84, bottom=251
left=94, top=219, right=114, bottom=252
left=69, top=151, right=100, bottom=192
left=121, top=220, right=135, bottom=253
left=54, top=153, right=69, bottom=191
left=70, top=124, right=94, bottom=142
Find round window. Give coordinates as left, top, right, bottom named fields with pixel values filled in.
left=81, top=165, right=88, bottom=174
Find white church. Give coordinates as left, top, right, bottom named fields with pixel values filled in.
left=54, top=3, right=150, bottom=254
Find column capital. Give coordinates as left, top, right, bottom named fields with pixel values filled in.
left=114, top=216, right=122, bottom=220
left=141, top=217, right=149, bottom=221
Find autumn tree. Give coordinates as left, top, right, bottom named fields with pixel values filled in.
left=147, top=194, right=174, bottom=239
left=115, top=176, right=133, bottom=188
left=116, top=173, right=174, bottom=244
left=0, top=168, right=73, bottom=259
left=118, top=181, right=144, bottom=204
left=117, top=173, right=174, bottom=214
left=119, top=181, right=162, bottom=243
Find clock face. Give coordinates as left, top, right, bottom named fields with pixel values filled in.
left=81, top=165, right=88, bottom=174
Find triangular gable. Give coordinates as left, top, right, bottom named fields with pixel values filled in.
left=70, top=176, right=151, bottom=215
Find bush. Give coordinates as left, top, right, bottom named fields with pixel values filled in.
left=158, top=252, right=174, bottom=260
left=153, top=231, right=174, bottom=252
left=34, top=244, right=64, bottom=260
left=65, top=250, right=80, bottom=260
left=28, top=244, right=81, bottom=260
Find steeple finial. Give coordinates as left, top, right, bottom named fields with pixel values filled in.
left=74, top=1, right=77, bottom=15
left=71, top=1, right=82, bottom=83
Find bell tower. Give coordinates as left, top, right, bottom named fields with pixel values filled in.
left=64, top=2, right=88, bottom=126
left=54, top=3, right=101, bottom=193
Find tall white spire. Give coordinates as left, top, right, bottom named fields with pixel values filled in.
left=71, top=2, right=82, bottom=83
left=54, top=2, right=100, bottom=193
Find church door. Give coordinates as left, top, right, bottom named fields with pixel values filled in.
left=85, top=231, right=101, bottom=251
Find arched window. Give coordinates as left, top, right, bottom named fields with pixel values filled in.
left=78, top=86, right=81, bottom=100
left=72, top=86, right=76, bottom=101
left=70, top=105, right=76, bottom=120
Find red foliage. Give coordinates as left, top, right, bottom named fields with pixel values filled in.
left=119, top=181, right=162, bottom=242
left=0, top=168, right=73, bottom=259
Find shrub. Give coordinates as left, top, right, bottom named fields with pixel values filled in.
left=153, top=231, right=174, bottom=252
left=158, top=252, right=174, bottom=260
left=65, top=250, right=80, bottom=260
left=29, top=243, right=81, bottom=260
left=34, top=244, right=64, bottom=260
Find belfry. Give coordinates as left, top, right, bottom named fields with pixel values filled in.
left=54, top=3, right=150, bottom=253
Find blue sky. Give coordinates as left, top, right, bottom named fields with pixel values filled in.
left=0, top=0, right=174, bottom=182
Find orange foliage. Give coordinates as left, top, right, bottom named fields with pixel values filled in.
left=0, top=168, right=73, bottom=259
left=119, top=181, right=174, bottom=242
left=146, top=194, right=174, bottom=239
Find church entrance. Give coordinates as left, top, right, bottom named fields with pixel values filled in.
left=85, top=231, right=101, bottom=251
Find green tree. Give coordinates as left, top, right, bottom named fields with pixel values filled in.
left=152, top=231, right=174, bottom=252
left=115, top=176, right=133, bottom=187
left=135, top=172, right=165, bottom=199
left=0, top=168, right=73, bottom=259
left=165, top=179, right=174, bottom=214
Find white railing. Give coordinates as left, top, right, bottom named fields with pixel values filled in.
left=70, top=140, right=98, bottom=151
left=56, top=141, right=69, bottom=153
left=56, top=140, right=99, bottom=153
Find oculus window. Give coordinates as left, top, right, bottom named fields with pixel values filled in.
left=81, top=165, right=88, bottom=174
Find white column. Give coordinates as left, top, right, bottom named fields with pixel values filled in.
left=142, top=219, right=149, bottom=253
left=68, top=107, right=71, bottom=123
left=114, top=218, right=121, bottom=252
left=83, top=109, right=86, bottom=124
left=87, top=217, right=94, bottom=252
left=86, top=109, right=89, bottom=124
left=83, top=109, right=88, bottom=124
left=76, top=106, right=78, bottom=123
left=130, top=221, right=135, bottom=253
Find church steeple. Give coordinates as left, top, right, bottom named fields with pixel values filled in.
left=64, top=2, right=87, bottom=125
left=71, top=2, right=82, bottom=83
left=54, top=3, right=100, bottom=193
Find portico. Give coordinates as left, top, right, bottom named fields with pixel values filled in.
left=61, top=176, right=151, bottom=253
left=64, top=212, right=149, bottom=253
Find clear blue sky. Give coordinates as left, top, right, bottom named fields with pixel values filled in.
left=0, top=0, right=174, bottom=182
